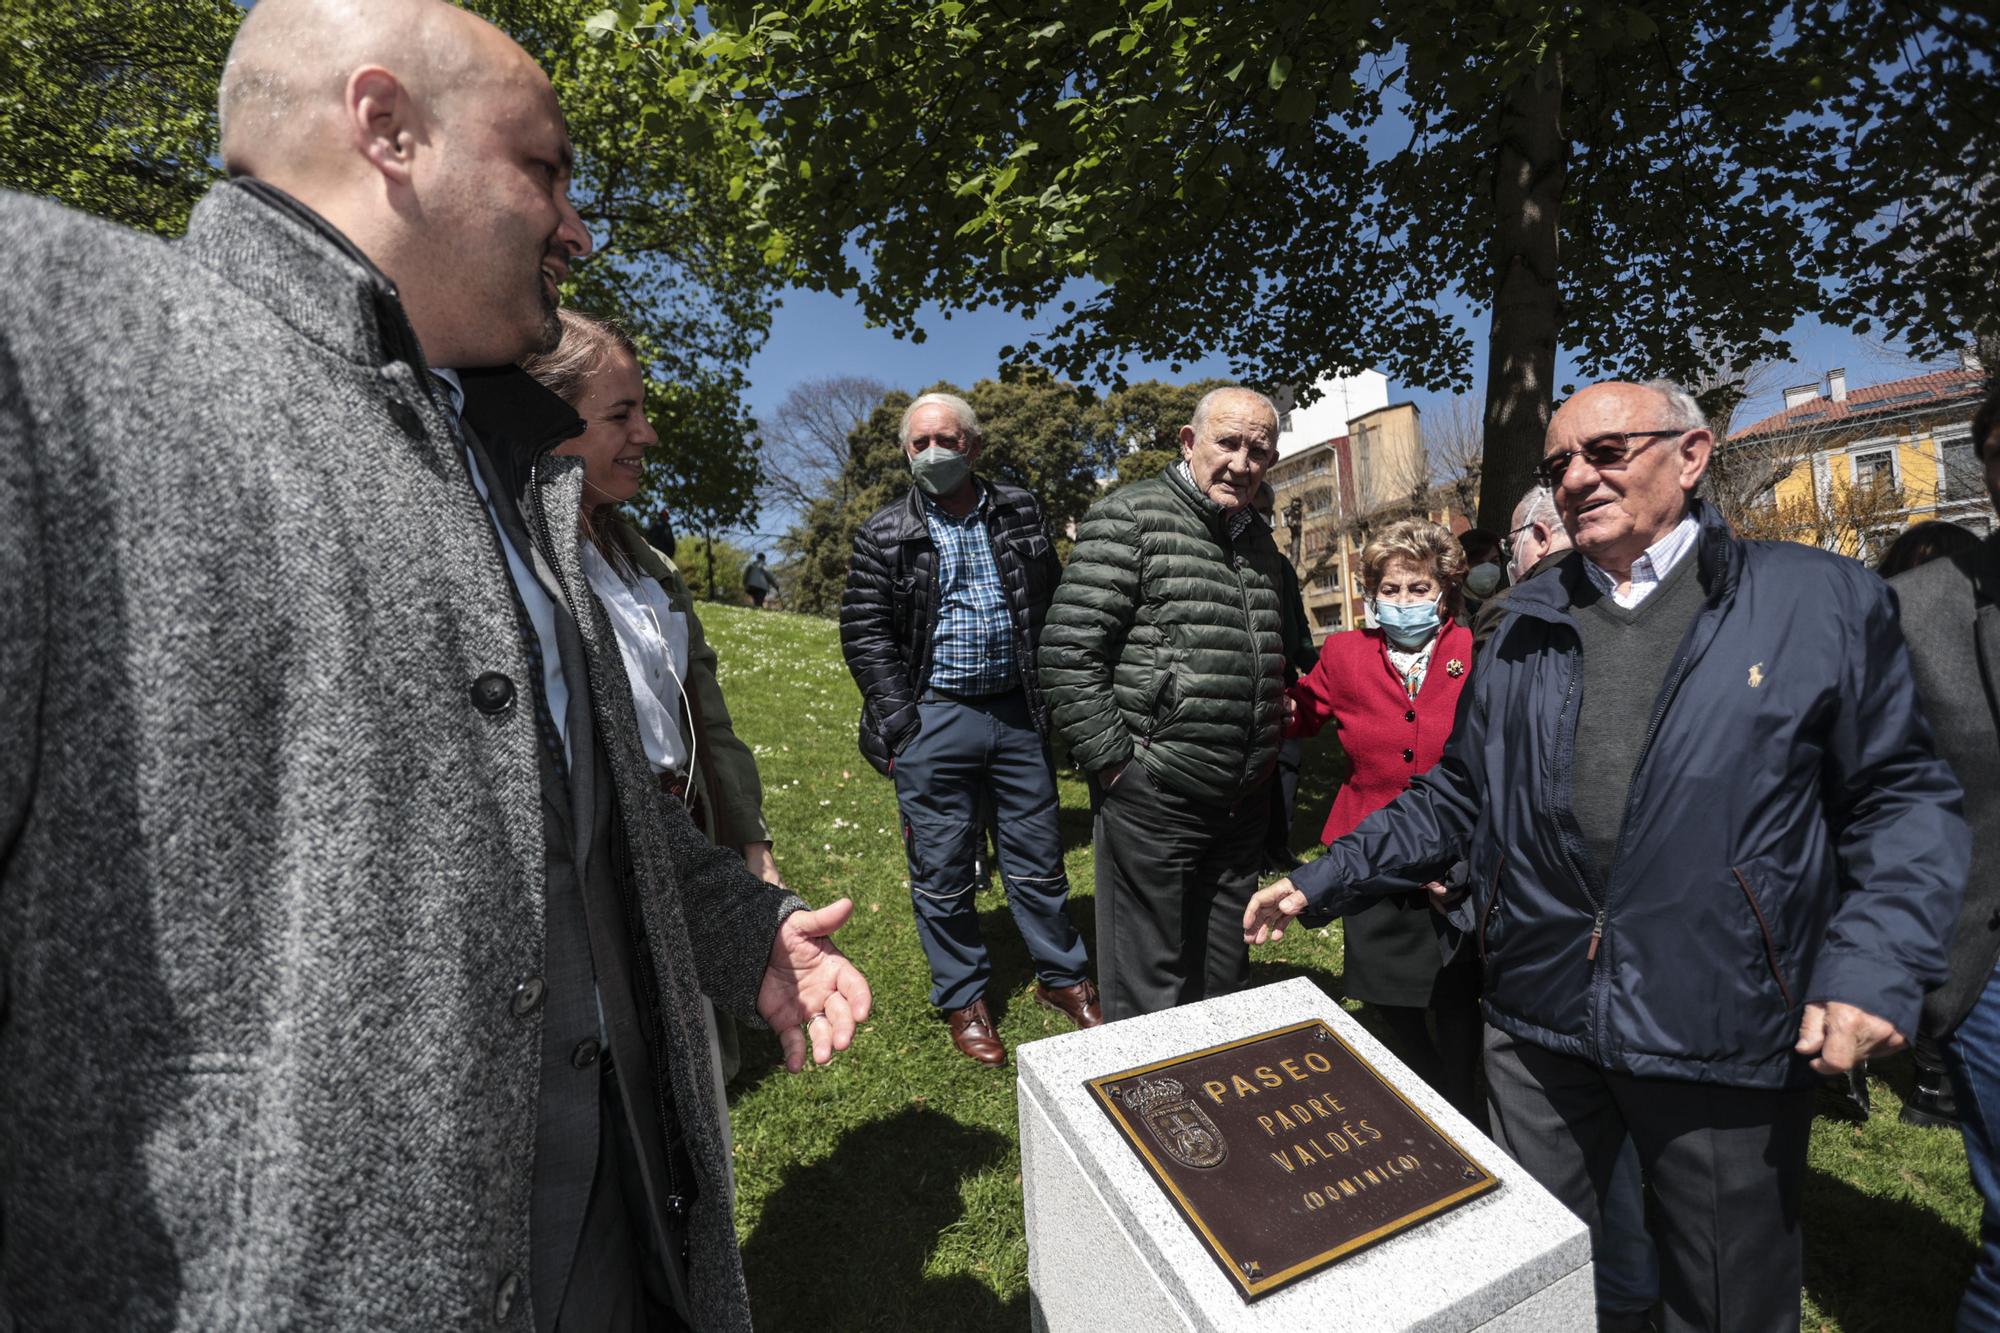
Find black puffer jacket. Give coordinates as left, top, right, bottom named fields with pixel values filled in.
left=1040, top=467, right=1289, bottom=805
left=839, top=480, right=1062, bottom=776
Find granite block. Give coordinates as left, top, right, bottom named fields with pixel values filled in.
left=1018, top=978, right=1592, bottom=1332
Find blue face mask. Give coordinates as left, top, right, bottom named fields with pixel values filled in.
left=1374, top=595, right=1443, bottom=649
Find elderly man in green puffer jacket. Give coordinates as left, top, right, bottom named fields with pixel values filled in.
left=1041, top=386, right=1298, bottom=1020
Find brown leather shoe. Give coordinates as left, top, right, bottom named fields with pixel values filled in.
left=947, top=999, right=1006, bottom=1066
left=1035, top=979, right=1104, bottom=1030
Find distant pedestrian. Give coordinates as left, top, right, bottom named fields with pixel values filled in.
left=841, top=392, right=1100, bottom=1066
left=744, top=551, right=776, bottom=608
left=646, top=505, right=678, bottom=559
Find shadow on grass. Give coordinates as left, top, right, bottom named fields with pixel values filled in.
left=740, top=1107, right=1027, bottom=1332
left=1804, top=1167, right=1973, bottom=1332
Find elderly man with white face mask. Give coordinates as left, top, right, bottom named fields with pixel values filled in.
left=841, top=392, right=1101, bottom=1068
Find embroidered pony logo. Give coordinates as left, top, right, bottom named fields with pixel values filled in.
left=1748, top=662, right=1765, bottom=688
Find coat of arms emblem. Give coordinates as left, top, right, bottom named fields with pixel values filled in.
left=1121, top=1077, right=1228, bottom=1168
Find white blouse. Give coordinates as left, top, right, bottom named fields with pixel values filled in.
left=581, top=541, right=691, bottom=776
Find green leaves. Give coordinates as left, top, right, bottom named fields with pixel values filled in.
left=580, top=0, right=1997, bottom=528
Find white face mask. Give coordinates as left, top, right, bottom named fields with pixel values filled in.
left=1373, top=592, right=1444, bottom=649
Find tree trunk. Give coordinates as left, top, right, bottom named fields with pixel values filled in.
left=704, top=525, right=718, bottom=600
left=1476, top=55, right=1566, bottom=531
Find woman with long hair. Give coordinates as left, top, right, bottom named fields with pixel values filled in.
left=521, top=310, right=783, bottom=1197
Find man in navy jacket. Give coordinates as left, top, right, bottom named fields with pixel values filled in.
left=1247, top=379, right=1968, bottom=1333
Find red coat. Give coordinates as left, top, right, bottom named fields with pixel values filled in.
left=1287, top=621, right=1475, bottom=847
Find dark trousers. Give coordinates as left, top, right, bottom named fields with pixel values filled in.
left=1262, top=736, right=1305, bottom=868
left=1949, top=961, right=2000, bottom=1330
left=556, top=1064, right=692, bottom=1333
left=1483, top=1026, right=1811, bottom=1333
left=1092, top=762, right=1267, bottom=1021
left=1371, top=952, right=1486, bottom=1129
left=891, top=688, right=1089, bottom=1010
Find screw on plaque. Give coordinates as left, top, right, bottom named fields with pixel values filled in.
left=1239, top=1260, right=1263, bottom=1279
left=1462, top=1166, right=1480, bottom=1179
left=1313, top=1027, right=1331, bottom=1042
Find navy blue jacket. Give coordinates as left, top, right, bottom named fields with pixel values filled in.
left=1292, top=500, right=1969, bottom=1088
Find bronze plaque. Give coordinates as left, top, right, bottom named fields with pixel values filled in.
left=1087, top=1018, right=1499, bottom=1300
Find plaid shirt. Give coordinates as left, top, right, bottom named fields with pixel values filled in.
left=922, top=485, right=1018, bottom=695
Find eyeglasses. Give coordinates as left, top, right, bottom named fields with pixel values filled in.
left=1534, top=429, right=1687, bottom=489
left=909, top=432, right=967, bottom=452
left=1498, top=519, right=1537, bottom=562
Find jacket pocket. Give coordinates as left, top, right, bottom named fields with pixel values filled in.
left=1477, top=863, right=1505, bottom=961
left=1733, top=866, right=1797, bottom=1012
left=1143, top=649, right=1184, bottom=743
left=137, top=1058, right=259, bottom=1308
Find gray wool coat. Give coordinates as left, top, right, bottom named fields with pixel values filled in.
left=1893, top=535, right=2000, bottom=1036
left=0, top=180, right=801, bottom=1330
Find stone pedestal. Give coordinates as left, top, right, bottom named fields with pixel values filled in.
left=1018, top=977, right=1593, bottom=1331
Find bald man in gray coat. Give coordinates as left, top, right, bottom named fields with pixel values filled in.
left=0, top=2, right=867, bottom=1328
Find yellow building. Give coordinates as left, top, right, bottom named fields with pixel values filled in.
left=1724, top=360, right=1988, bottom=561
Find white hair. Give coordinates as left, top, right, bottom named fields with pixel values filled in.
left=899, top=392, right=981, bottom=447
left=1643, top=379, right=1710, bottom=434
left=1190, top=386, right=1280, bottom=439
left=1515, top=484, right=1560, bottom=531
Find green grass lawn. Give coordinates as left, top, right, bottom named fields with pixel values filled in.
left=701, top=601, right=1980, bottom=1332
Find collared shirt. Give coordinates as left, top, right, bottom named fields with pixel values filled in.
left=581, top=540, right=692, bottom=776
left=921, top=483, right=1018, bottom=695
left=1582, top=510, right=1700, bottom=610
left=1176, top=459, right=1258, bottom=539
left=434, top=367, right=572, bottom=766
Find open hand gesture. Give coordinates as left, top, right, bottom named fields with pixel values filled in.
left=757, top=898, right=874, bottom=1072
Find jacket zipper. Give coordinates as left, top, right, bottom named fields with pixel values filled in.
left=1733, top=867, right=1796, bottom=1010
left=1545, top=643, right=1614, bottom=1051
left=1229, top=541, right=1258, bottom=796
left=1585, top=591, right=1711, bottom=1037
left=1477, top=863, right=1505, bottom=961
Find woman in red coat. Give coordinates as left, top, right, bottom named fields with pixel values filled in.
left=1287, top=517, right=1484, bottom=1123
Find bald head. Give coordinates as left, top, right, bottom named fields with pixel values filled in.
left=222, top=0, right=522, bottom=181
left=1543, top=379, right=1712, bottom=578
left=216, top=0, right=591, bottom=369
left=1180, top=386, right=1280, bottom=510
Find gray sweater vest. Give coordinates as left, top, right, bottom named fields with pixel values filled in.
left=1568, top=551, right=1706, bottom=879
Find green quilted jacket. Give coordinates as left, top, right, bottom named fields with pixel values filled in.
left=1039, top=467, right=1290, bottom=805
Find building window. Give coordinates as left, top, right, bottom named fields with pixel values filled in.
left=1940, top=433, right=1980, bottom=502
left=1851, top=448, right=1896, bottom=491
